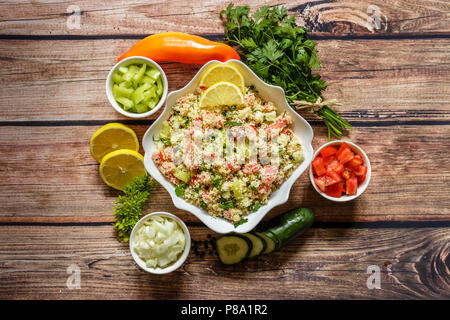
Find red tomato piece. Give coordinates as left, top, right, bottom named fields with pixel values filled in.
left=353, top=165, right=367, bottom=177
left=347, top=154, right=363, bottom=169
left=325, top=182, right=345, bottom=198
left=323, top=155, right=335, bottom=167
left=314, top=177, right=326, bottom=192
left=346, top=177, right=358, bottom=195
left=337, top=147, right=354, bottom=164
left=326, top=169, right=343, bottom=184
left=312, top=156, right=327, bottom=176
left=358, top=172, right=367, bottom=184
left=320, top=146, right=338, bottom=159
left=336, top=142, right=351, bottom=158
left=328, top=159, right=344, bottom=174
left=342, top=168, right=352, bottom=180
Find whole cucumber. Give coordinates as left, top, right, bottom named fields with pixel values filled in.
left=263, top=207, right=314, bottom=248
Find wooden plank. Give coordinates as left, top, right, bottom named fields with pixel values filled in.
left=0, top=124, right=448, bottom=223
left=0, top=225, right=448, bottom=299
left=0, top=0, right=448, bottom=36
left=0, top=38, right=449, bottom=122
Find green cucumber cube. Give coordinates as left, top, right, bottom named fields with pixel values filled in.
left=146, top=68, right=161, bottom=80
left=156, top=76, right=163, bottom=96
left=112, top=72, right=123, bottom=83
left=116, top=97, right=134, bottom=111
left=112, top=84, right=133, bottom=98
left=173, top=167, right=191, bottom=183
left=148, top=98, right=158, bottom=110
left=135, top=103, right=148, bottom=113
left=118, top=66, right=128, bottom=74
left=132, top=63, right=146, bottom=86
left=141, top=75, right=156, bottom=85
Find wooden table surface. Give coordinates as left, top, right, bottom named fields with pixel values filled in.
left=0, top=0, right=449, bottom=300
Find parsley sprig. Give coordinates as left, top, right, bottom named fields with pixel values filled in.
left=221, top=4, right=351, bottom=139
left=112, top=174, right=157, bottom=242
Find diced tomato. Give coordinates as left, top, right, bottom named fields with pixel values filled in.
left=342, top=168, right=352, bottom=180
left=325, top=182, right=344, bottom=198
left=353, top=165, right=367, bottom=177
left=358, top=172, right=367, bottom=184
left=346, top=154, right=363, bottom=169
left=314, top=177, right=326, bottom=192
left=336, top=142, right=351, bottom=158
left=326, top=169, right=343, bottom=184
left=323, top=155, right=335, bottom=167
left=337, top=147, right=354, bottom=164
left=312, top=156, right=327, bottom=176
left=328, top=159, right=344, bottom=174
left=346, top=177, right=358, bottom=195
left=320, top=146, right=338, bottom=159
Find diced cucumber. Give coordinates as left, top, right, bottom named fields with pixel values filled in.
left=253, top=231, right=276, bottom=255
left=112, top=84, right=133, bottom=98
left=118, top=66, right=128, bottom=74
left=216, top=235, right=252, bottom=265
left=146, top=68, right=161, bottom=80
left=232, top=180, right=244, bottom=199
left=141, top=75, right=156, bottom=85
left=148, top=98, right=158, bottom=110
left=173, top=167, right=191, bottom=183
left=116, top=97, right=134, bottom=111
left=156, top=76, right=163, bottom=96
left=159, top=121, right=171, bottom=139
left=241, top=233, right=266, bottom=258
left=112, top=72, right=123, bottom=83
left=135, top=103, right=148, bottom=113
left=132, top=63, right=146, bottom=86
left=112, top=63, right=164, bottom=114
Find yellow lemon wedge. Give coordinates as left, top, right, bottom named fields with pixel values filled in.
left=90, top=123, right=139, bottom=163
left=199, top=81, right=244, bottom=108
left=99, top=149, right=146, bottom=190
left=199, top=63, right=245, bottom=93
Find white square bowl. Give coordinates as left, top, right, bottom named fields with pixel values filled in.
left=142, top=60, right=314, bottom=234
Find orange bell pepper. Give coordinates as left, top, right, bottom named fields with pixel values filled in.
left=118, top=32, right=241, bottom=64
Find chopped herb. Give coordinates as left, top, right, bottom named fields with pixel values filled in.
left=221, top=4, right=352, bottom=139
left=175, top=183, right=186, bottom=197
left=234, top=218, right=248, bottom=228
left=213, top=176, right=224, bottom=189
left=200, top=200, right=208, bottom=209
left=226, top=121, right=242, bottom=126
left=249, top=201, right=261, bottom=212
left=220, top=198, right=234, bottom=210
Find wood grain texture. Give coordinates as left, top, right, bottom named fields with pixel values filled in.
left=0, top=0, right=448, bottom=36
left=0, top=225, right=448, bottom=299
left=0, top=38, right=449, bottom=122
left=0, top=124, right=448, bottom=223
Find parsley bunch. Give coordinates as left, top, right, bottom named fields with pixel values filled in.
left=221, top=4, right=351, bottom=139
left=112, top=174, right=157, bottom=242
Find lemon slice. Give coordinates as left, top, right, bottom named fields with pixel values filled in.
left=99, top=149, right=146, bottom=190
left=200, top=63, right=245, bottom=93
left=90, top=123, right=139, bottom=163
left=199, top=81, right=244, bottom=108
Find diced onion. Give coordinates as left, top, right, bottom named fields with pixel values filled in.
left=133, top=215, right=186, bottom=268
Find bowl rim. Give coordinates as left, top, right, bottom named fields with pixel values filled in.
left=129, top=211, right=191, bottom=274
left=142, top=59, right=314, bottom=234
left=309, top=140, right=371, bottom=202
left=105, top=56, right=168, bottom=118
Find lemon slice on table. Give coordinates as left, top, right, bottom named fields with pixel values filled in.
left=200, top=63, right=245, bottom=93
left=90, top=123, right=139, bottom=163
left=199, top=81, right=244, bottom=108
left=99, top=149, right=146, bottom=190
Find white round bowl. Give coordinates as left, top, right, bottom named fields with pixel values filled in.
left=142, top=59, right=314, bottom=234
left=309, top=140, right=371, bottom=202
left=129, top=212, right=191, bottom=274
left=106, top=56, right=168, bottom=118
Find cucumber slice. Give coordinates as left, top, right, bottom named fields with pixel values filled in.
left=254, top=231, right=276, bottom=254
left=216, top=235, right=252, bottom=265
left=173, top=167, right=191, bottom=183
left=260, top=230, right=281, bottom=250
left=242, top=233, right=266, bottom=258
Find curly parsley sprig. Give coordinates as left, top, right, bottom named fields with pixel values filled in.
left=112, top=174, right=157, bottom=242
left=221, top=4, right=352, bottom=139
